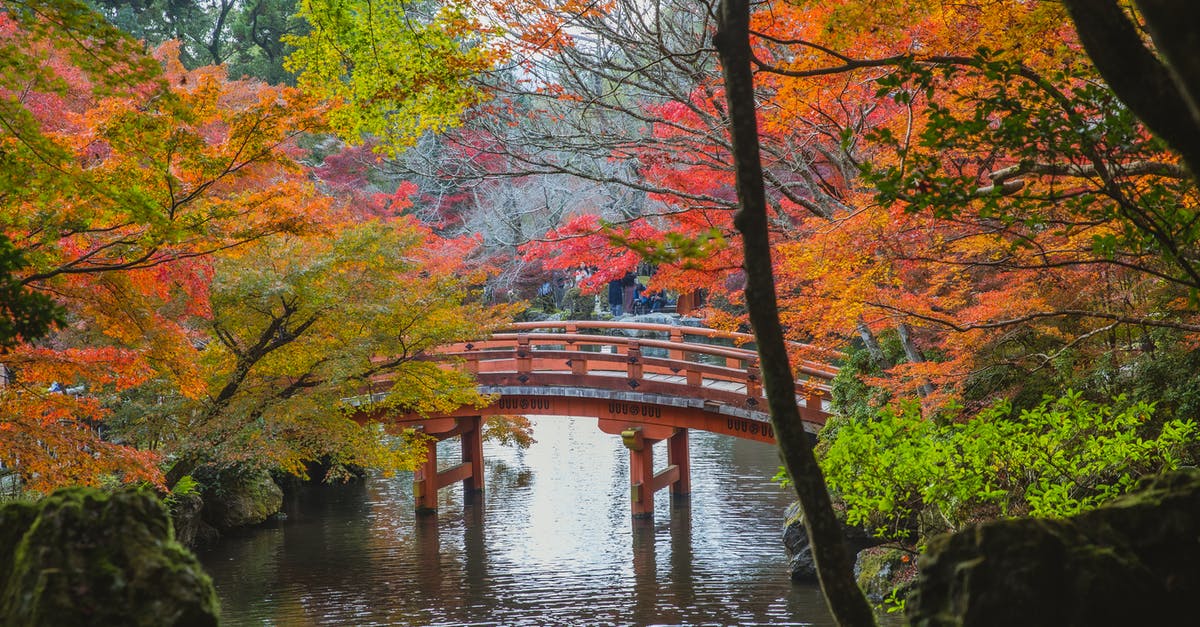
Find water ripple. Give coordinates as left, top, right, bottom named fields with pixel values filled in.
left=201, top=416, right=834, bottom=626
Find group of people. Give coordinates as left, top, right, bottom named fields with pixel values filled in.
left=607, top=272, right=665, bottom=316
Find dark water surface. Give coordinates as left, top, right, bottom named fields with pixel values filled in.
left=200, top=416, right=835, bottom=626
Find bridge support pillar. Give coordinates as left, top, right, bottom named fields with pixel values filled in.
left=667, top=428, right=690, bottom=506
left=461, top=415, right=484, bottom=495
left=413, top=415, right=485, bottom=514
left=622, top=426, right=690, bottom=519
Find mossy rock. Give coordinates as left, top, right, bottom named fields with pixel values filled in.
left=783, top=501, right=884, bottom=583
left=0, top=500, right=38, bottom=580
left=0, top=487, right=219, bottom=626
left=854, top=546, right=917, bottom=604
left=201, top=468, right=283, bottom=531
left=907, top=469, right=1200, bottom=626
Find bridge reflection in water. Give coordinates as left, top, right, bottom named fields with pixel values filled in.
left=352, top=321, right=839, bottom=519
left=200, top=417, right=837, bottom=625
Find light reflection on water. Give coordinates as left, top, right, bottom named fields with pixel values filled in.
left=200, top=416, right=835, bottom=626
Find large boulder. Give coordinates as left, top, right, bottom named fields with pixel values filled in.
left=0, top=487, right=219, bottom=626
left=170, top=492, right=219, bottom=549
left=908, top=469, right=1200, bottom=626
left=201, top=467, right=283, bottom=531
left=783, top=501, right=883, bottom=582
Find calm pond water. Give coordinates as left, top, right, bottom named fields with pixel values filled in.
left=199, top=416, right=835, bottom=626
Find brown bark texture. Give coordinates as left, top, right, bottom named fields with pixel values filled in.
left=713, top=0, right=877, bottom=624
left=1063, top=0, right=1200, bottom=178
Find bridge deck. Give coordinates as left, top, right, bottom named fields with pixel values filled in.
left=352, top=320, right=842, bottom=517
left=356, top=320, right=839, bottom=441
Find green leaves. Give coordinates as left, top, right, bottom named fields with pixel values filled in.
left=0, top=235, right=62, bottom=348
left=605, top=226, right=728, bottom=270
left=858, top=50, right=1200, bottom=290
left=286, top=0, right=496, bottom=156
left=819, top=391, right=1199, bottom=540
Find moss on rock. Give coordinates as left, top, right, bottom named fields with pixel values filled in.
left=0, top=499, right=38, bottom=582
left=201, top=468, right=283, bottom=531
left=854, top=546, right=917, bottom=604
left=907, top=469, right=1200, bottom=626
left=783, top=501, right=886, bottom=582
left=0, top=487, right=219, bottom=626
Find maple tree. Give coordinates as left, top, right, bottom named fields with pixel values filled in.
left=0, top=1, right=321, bottom=490
left=139, top=219, right=508, bottom=482
left=1, top=1, right=513, bottom=493
left=285, top=0, right=498, bottom=155
left=731, top=1, right=1199, bottom=419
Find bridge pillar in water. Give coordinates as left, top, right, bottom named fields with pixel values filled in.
left=621, top=426, right=690, bottom=519
left=414, top=415, right=485, bottom=514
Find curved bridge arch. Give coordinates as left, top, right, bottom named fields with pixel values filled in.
left=356, top=320, right=840, bottom=518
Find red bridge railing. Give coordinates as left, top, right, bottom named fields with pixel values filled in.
left=430, top=320, right=840, bottom=422
left=367, top=320, right=843, bottom=518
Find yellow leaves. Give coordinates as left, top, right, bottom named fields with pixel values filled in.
left=182, top=218, right=511, bottom=476
left=287, top=0, right=497, bottom=156
left=482, top=416, right=536, bottom=448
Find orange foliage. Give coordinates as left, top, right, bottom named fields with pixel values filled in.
left=1, top=21, right=332, bottom=492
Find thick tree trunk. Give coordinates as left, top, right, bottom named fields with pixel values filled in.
left=1063, top=0, right=1200, bottom=178
left=713, top=1, right=876, bottom=625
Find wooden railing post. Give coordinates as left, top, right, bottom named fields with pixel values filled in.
left=516, top=335, right=532, bottom=374
left=627, top=340, right=643, bottom=381
left=745, top=360, right=762, bottom=399
left=801, top=387, right=825, bottom=423
left=669, top=329, right=685, bottom=362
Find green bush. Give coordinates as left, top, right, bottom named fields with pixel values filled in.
left=818, top=391, right=1199, bottom=540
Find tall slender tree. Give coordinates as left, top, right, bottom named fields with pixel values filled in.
left=715, top=0, right=875, bottom=624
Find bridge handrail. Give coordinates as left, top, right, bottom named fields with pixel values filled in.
left=359, top=320, right=837, bottom=429
left=459, top=332, right=837, bottom=381
left=492, top=321, right=841, bottom=377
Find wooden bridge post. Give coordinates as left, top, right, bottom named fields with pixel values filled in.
left=461, top=415, right=484, bottom=495
left=414, top=437, right=440, bottom=514
left=667, top=428, right=690, bottom=506
left=412, top=416, right=485, bottom=514
left=625, top=428, right=657, bottom=519
left=622, top=426, right=689, bottom=519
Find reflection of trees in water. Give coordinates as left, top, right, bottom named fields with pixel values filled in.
left=203, top=419, right=835, bottom=625
left=485, top=458, right=535, bottom=491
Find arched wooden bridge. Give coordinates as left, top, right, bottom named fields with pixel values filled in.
left=354, top=320, right=840, bottom=518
